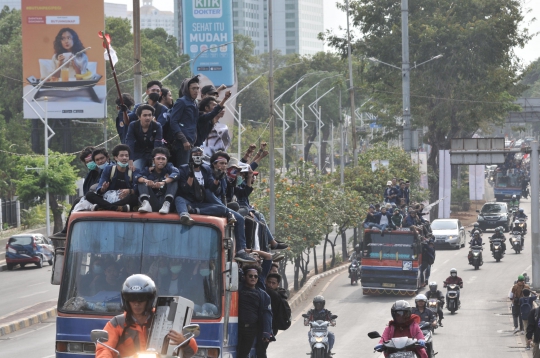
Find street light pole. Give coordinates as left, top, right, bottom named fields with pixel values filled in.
left=346, top=0, right=357, bottom=165
left=268, top=0, right=276, bottom=234
left=401, top=0, right=411, bottom=152
left=133, top=0, right=142, bottom=103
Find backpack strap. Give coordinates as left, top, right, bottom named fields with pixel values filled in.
left=109, top=166, right=132, bottom=184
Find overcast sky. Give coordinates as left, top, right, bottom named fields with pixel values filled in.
left=109, top=0, right=539, bottom=65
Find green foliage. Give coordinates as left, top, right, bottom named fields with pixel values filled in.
left=521, top=59, right=540, bottom=97
left=21, top=203, right=47, bottom=228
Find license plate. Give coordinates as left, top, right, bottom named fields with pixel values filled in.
left=488, top=220, right=497, bottom=223
left=382, top=283, right=396, bottom=288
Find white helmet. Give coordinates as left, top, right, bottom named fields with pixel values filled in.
left=512, top=195, right=517, bottom=199
left=515, top=220, right=520, bottom=225
left=415, top=294, right=427, bottom=303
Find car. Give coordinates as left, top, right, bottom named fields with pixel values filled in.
left=5, top=234, right=54, bottom=270
left=431, top=219, right=466, bottom=249
left=476, top=202, right=512, bottom=232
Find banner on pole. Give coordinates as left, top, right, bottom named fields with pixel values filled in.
left=22, top=0, right=106, bottom=119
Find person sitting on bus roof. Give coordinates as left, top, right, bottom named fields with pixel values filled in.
left=377, top=206, right=396, bottom=231
left=175, top=147, right=255, bottom=263
left=115, top=93, right=135, bottom=144
left=86, top=144, right=139, bottom=212
left=363, top=205, right=389, bottom=233
left=95, top=274, right=198, bottom=358
left=383, top=181, right=398, bottom=204
left=125, top=104, right=164, bottom=171
left=135, top=147, right=178, bottom=215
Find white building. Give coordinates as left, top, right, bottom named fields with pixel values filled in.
left=130, top=0, right=175, bottom=36
left=105, top=2, right=128, bottom=19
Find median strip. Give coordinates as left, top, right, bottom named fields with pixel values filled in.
left=0, top=301, right=57, bottom=337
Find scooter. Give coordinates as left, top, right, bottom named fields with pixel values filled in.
left=469, top=243, right=484, bottom=270
left=350, top=260, right=360, bottom=285
left=91, top=324, right=199, bottom=358
left=419, top=321, right=437, bottom=358
left=368, top=331, right=426, bottom=357
left=427, top=299, right=439, bottom=317
left=445, top=284, right=460, bottom=314
left=303, top=314, right=338, bottom=358
left=490, top=238, right=505, bottom=262
left=510, top=233, right=522, bottom=254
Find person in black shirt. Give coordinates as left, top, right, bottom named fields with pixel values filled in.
left=411, top=294, right=437, bottom=328
left=125, top=104, right=164, bottom=171
left=304, top=296, right=336, bottom=353
left=426, top=282, right=445, bottom=326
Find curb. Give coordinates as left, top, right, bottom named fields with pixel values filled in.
left=0, top=264, right=6, bottom=272
left=0, top=306, right=57, bottom=337
left=288, top=264, right=348, bottom=311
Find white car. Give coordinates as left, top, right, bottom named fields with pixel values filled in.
left=431, top=219, right=466, bottom=249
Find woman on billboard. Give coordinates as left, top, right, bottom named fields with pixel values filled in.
left=52, top=27, right=88, bottom=78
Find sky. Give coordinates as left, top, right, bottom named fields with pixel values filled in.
left=109, top=0, right=539, bottom=65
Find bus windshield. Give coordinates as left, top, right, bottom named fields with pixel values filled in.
left=495, top=172, right=520, bottom=187
left=58, top=220, right=221, bottom=319
left=362, top=232, right=418, bottom=260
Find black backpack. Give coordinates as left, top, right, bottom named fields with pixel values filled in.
left=274, top=290, right=292, bottom=331
left=520, top=297, right=533, bottom=321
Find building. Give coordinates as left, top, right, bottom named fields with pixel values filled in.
left=130, top=0, right=175, bottom=36
left=105, top=2, right=128, bottom=19
left=232, top=0, right=267, bottom=55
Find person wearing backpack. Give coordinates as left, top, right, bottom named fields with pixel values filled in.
left=509, top=275, right=530, bottom=334
left=526, top=300, right=540, bottom=355
left=520, top=289, right=537, bottom=345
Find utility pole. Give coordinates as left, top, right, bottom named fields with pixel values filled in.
left=346, top=0, right=357, bottom=165
left=133, top=0, right=142, bottom=103
left=268, top=0, right=276, bottom=234
left=340, top=90, right=344, bottom=185
left=401, top=0, right=412, bottom=152
left=44, top=99, right=50, bottom=236
left=531, top=141, right=540, bottom=288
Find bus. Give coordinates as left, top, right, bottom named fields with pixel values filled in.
left=359, top=229, right=422, bottom=296
left=50, top=211, right=239, bottom=358
left=493, top=170, right=522, bottom=201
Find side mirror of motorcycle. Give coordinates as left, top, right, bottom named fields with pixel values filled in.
left=302, top=314, right=309, bottom=318
left=90, top=330, right=109, bottom=343
left=367, top=331, right=381, bottom=339
left=330, top=315, right=338, bottom=320
left=173, top=333, right=195, bottom=354
left=182, top=324, right=200, bottom=338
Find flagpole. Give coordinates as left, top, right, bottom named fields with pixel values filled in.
left=100, top=31, right=129, bottom=126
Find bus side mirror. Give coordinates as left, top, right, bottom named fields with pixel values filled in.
left=51, top=248, right=65, bottom=285
left=225, top=262, right=238, bottom=292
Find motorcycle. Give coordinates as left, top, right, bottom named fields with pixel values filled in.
left=303, top=313, right=338, bottom=358
left=518, top=218, right=528, bottom=234
left=469, top=243, right=484, bottom=270
left=510, top=233, right=522, bottom=254
left=350, top=260, right=360, bottom=285
left=427, top=299, right=439, bottom=317
left=445, top=284, right=460, bottom=314
left=490, top=238, right=505, bottom=262
left=419, top=321, right=436, bottom=358
left=368, top=331, right=425, bottom=357
left=91, top=324, right=199, bottom=358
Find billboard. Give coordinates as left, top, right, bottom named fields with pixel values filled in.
left=182, top=0, right=235, bottom=87
left=22, top=0, right=106, bottom=119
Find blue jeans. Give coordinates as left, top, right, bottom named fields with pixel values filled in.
left=173, top=144, right=191, bottom=168
left=363, top=222, right=387, bottom=231
left=308, top=331, right=335, bottom=351
left=174, top=195, right=247, bottom=253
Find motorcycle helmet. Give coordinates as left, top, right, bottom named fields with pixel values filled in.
left=428, top=282, right=438, bottom=292
left=518, top=275, right=525, bottom=282
left=415, top=294, right=428, bottom=307
left=514, top=220, right=520, bottom=225
left=519, top=208, right=524, bottom=213
left=190, top=147, right=204, bottom=166
left=473, top=230, right=480, bottom=237
left=512, top=195, right=516, bottom=199
left=473, top=222, right=479, bottom=228
left=313, top=295, right=325, bottom=310
left=450, top=268, right=457, bottom=277
left=121, top=274, right=157, bottom=315
left=391, top=300, right=412, bottom=322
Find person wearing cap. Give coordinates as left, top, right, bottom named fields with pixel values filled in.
left=201, top=84, right=227, bottom=99
left=175, top=147, right=255, bottom=263
left=170, top=76, right=200, bottom=167
left=510, top=275, right=530, bottom=334
left=383, top=181, right=398, bottom=203
left=195, top=90, right=231, bottom=147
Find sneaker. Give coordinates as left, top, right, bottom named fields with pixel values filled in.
left=180, top=213, right=194, bottom=226
left=227, top=212, right=237, bottom=224
left=122, top=204, right=130, bottom=212
left=273, top=242, right=289, bottom=250
left=273, top=254, right=285, bottom=262
left=526, top=346, right=531, bottom=350
left=138, top=200, right=152, bottom=213
left=438, top=320, right=443, bottom=327
left=159, top=201, right=170, bottom=215
left=521, top=330, right=525, bottom=335
left=188, top=205, right=198, bottom=214
left=90, top=204, right=98, bottom=211
left=513, top=328, right=520, bottom=334
left=234, top=251, right=256, bottom=263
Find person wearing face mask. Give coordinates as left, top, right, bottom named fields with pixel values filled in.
left=86, top=144, right=139, bottom=212
left=125, top=104, right=164, bottom=171
left=135, top=147, right=178, bottom=214
left=175, top=147, right=255, bottom=263
left=127, top=80, right=168, bottom=125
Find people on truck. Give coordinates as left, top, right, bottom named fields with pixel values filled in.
left=411, top=294, right=437, bottom=329
left=86, top=144, right=139, bottom=212
left=391, top=208, right=403, bottom=228
left=125, top=104, right=164, bottom=171
left=383, top=181, right=399, bottom=204
left=426, top=282, right=445, bottom=326
left=363, top=205, right=389, bottom=233
left=195, top=90, right=231, bottom=147
left=374, top=300, right=428, bottom=358
left=378, top=206, right=396, bottom=231
left=304, top=296, right=336, bottom=355
left=95, top=274, right=198, bottom=358
left=135, top=147, right=178, bottom=214
left=420, top=239, right=435, bottom=287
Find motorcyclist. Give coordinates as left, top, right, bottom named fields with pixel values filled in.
left=411, top=294, right=437, bottom=329
left=348, top=258, right=360, bottom=279
left=443, top=268, right=463, bottom=305
left=96, top=274, right=198, bottom=358
left=512, top=219, right=525, bottom=249
left=490, top=227, right=507, bottom=254
left=425, top=282, right=445, bottom=327
left=304, top=296, right=336, bottom=354
left=509, top=195, right=519, bottom=208
left=468, top=230, right=483, bottom=265
left=515, top=208, right=528, bottom=233
left=374, top=300, right=428, bottom=358
left=469, top=222, right=482, bottom=235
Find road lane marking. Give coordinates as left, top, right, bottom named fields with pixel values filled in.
left=28, top=282, right=47, bottom=287
left=441, top=259, right=449, bottom=265
left=18, top=290, right=48, bottom=298
left=467, top=276, right=477, bottom=284
left=41, top=355, right=55, bottom=358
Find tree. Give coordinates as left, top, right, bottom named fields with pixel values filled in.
left=13, top=152, right=78, bottom=232
left=324, top=0, right=530, bottom=217
left=521, top=59, right=540, bottom=97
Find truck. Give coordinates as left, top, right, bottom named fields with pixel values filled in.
left=493, top=170, right=522, bottom=201
left=360, top=229, right=423, bottom=296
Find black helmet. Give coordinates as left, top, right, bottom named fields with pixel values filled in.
left=429, top=282, right=437, bottom=292
left=121, top=274, right=157, bottom=315
left=391, top=300, right=411, bottom=321
left=313, top=295, right=325, bottom=309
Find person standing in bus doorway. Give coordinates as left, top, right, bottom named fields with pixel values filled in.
left=95, top=274, right=198, bottom=358
left=237, top=265, right=275, bottom=358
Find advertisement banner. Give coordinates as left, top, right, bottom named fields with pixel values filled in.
left=469, top=165, right=485, bottom=200
left=438, top=150, right=451, bottom=218
left=22, top=0, right=106, bottom=119
left=182, top=0, right=235, bottom=87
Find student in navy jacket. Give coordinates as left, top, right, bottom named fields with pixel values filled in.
left=86, top=144, right=139, bottom=212
left=115, top=93, right=135, bottom=144
left=125, top=104, right=164, bottom=171
left=135, top=147, right=178, bottom=214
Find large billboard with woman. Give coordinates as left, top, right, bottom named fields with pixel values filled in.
left=22, top=0, right=106, bottom=119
